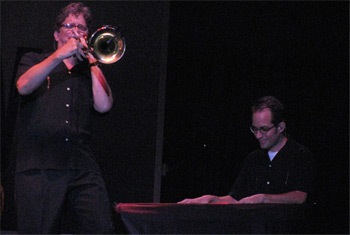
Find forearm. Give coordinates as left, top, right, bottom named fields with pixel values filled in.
left=91, top=65, right=114, bottom=113
left=16, top=51, right=62, bottom=95
left=178, top=194, right=238, bottom=204
left=211, top=195, right=238, bottom=204
left=262, top=191, right=307, bottom=204
left=238, top=191, right=307, bottom=204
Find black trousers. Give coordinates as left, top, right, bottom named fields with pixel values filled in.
left=15, top=169, right=115, bottom=234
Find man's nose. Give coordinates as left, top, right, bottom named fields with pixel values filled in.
left=255, top=131, right=262, bottom=139
left=72, top=28, right=80, bottom=36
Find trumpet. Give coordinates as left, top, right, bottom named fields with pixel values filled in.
left=84, top=25, right=126, bottom=64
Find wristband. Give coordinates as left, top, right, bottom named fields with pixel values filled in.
left=89, top=62, right=100, bottom=67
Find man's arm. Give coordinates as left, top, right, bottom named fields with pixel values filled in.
left=16, top=52, right=63, bottom=95
left=90, top=64, right=114, bottom=113
left=238, top=191, right=307, bottom=204
left=178, top=195, right=238, bottom=204
left=17, top=38, right=86, bottom=95
left=80, top=34, right=114, bottom=113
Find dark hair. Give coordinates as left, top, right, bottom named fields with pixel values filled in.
left=252, top=96, right=285, bottom=125
left=54, top=2, right=92, bottom=32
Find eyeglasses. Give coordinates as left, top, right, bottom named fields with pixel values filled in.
left=61, top=23, right=88, bottom=32
left=250, top=125, right=276, bottom=135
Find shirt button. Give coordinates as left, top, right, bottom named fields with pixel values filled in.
left=67, top=87, right=70, bottom=91
left=65, top=120, right=69, bottom=124
left=66, top=104, right=70, bottom=108
left=267, top=181, right=270, bottom=185
left=65, top=138, right=69, bottom=142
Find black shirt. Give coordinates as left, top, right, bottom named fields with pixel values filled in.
left=229, top=136, right=315, bottom=201
left=14, top=52, right=100, bottom=173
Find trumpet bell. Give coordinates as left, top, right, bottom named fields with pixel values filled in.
left=89, top=25, right=126, bottom=64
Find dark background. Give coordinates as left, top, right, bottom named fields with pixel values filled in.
left=1, top=1, right=348, bottom=234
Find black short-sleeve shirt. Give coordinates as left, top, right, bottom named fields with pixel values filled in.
left=14, top=52, right=100, bottom=173
left=229, top=136, right=315, bottom=201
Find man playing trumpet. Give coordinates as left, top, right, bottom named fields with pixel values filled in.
left=14, top=2, right=115, bottom=233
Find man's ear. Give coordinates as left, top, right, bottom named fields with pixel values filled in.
left=278, top=122, right=286, bottom=133
left=54, top=31, right=59, bottom=42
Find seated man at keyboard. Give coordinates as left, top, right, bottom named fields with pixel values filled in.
left=179, top=96, right=315, bottom=204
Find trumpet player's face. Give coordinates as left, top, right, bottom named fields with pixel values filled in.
left=54, top=13, right=88, bottom=48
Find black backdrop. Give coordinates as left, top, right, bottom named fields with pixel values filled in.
left=1, top=1, right=349, bottom=234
